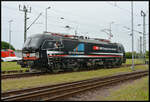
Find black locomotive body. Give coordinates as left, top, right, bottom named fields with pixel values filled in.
left=18, top=32, right=126, bottom=72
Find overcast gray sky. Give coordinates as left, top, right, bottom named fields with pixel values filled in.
left=2, top=1, right=149, bottom=52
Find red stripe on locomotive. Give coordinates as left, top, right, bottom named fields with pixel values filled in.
left=23, top=57, right=39, bottom=60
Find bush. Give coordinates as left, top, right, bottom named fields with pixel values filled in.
left=125, top=52, right=140, bottom=59
left=1, top=41, right=15, bottom=50
left=125, top=52, right=132, bottom=59
left=146, top=51, right=149, bottom=58
left=126, top=51, right=149, bottom=59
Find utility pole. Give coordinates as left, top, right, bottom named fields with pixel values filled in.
left=8, top=20, right=13, bottom=56
left=140, top=36, right=142, bottom=54
left=140, top=36, right=142, bottom=60
left=137, top=38, right=139, bottom=54
left=137, top=38, right=140, bottom=61
left=141, top=10, right=146, bottom=63
left=19, top=5, right=31, bottom=43
left=26, top=13, right=42, bottom=31
left=101, top=21, right=114, bottom=41
left=131, top=1, right=134, bottom=71
left=45, top=6, right=51, bottom=32
left=109, top=21, right=114, bottom=40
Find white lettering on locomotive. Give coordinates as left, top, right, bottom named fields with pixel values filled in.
left=93, top=46, right=116, bottom=51
left=100, top=47, right=116, bottom=51
left=69, top=51, right=84, bottom=54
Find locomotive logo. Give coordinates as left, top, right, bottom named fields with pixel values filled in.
left=73, top=43, right=84, bottom=52
left=69, top=43, right=85, bottom=55
left=93, top=46, right=100, bottom=50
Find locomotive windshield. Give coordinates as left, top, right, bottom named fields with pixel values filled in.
left=22, top=33, right=63, bottom=51
left=23, top=37, right=42, bottom=50
left=24, top=38, right=39, bottom=47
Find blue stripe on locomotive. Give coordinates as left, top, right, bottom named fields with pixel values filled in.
left=73, top=43, right=84, bottom=52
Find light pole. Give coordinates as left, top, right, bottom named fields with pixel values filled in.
left=45, top=6, right=51, bottom=32
left=8, top=20, right=13, bottom=56
left=60, top=17, right=71, bottom=34
left=136, top=24, right=143, bottom=60
left=131, top=1, right=134, bottom=71
left=60, top=17, right=79, bottom=36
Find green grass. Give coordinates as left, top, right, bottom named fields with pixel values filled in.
left=2, top=64, right=148, bottom=92
left=1, top=62, right=28, bottom=71
left=97, top=76, right=149, bottom=101
left=123, top=58, right=145, bottom=65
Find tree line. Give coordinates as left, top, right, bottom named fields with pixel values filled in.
left=125, top=51, right=149, bottom=59
left=1, top=41, right=15, bottom=50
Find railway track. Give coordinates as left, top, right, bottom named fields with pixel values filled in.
left=1, top=69, right=148, bottom=101
left=1, top=72, right=49, bottom=80
left=1, top=64, right=145, bottom=74
left=1, top=64, right=147, bottom=80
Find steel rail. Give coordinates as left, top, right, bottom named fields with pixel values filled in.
left=2, top=70, right=140, bottom=97
left=1, top=64, right=146, bottom=80
left=1, top=72, right=48, bottom=79
left=45, top=72, right=148, bottom=101
left=1, top=70, right=148, bottom=101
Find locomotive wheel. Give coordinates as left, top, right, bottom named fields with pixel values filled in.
left=116, top=58, right=122, bottom=66
left=51, top=63, right=62, bottom=73
left=72, top=63, right=80, bottom=72
left=51, top=68, right=60, bottom=73
left=116, top=61, right=122, bottom=66
left=72, top=67, right=79, bottom=72
left=29, top=68, right=41, bottom=72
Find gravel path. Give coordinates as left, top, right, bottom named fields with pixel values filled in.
left=61, top=77, right=147, bottom=101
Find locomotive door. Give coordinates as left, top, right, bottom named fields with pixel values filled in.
left=50, top=41, right=63, bottom=73
left=53, top=41, right=64, bottom=63
left=41, top=40, right=54, bottom=67
left=117, top=45, right=123, bottom=65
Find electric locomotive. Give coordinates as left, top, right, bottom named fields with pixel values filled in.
left=18, top=32, right=126, bottom=73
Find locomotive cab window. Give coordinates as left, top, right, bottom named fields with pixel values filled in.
left=42, top=40, right=63, bottom=49
left=42, top=41, right=54, bottom=49
left=54, top=41, right=63, bottom=48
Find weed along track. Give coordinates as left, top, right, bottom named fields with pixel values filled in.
left=1, top=64, right=146, bottom=80
left=1, top=69, right=148, bottom=101
left=2, top=70, right=29, bottom=74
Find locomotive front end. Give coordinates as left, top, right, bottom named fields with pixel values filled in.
left=18, top=34, right=44, bottom=70
left=18, top=33, right=63, bottom=72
